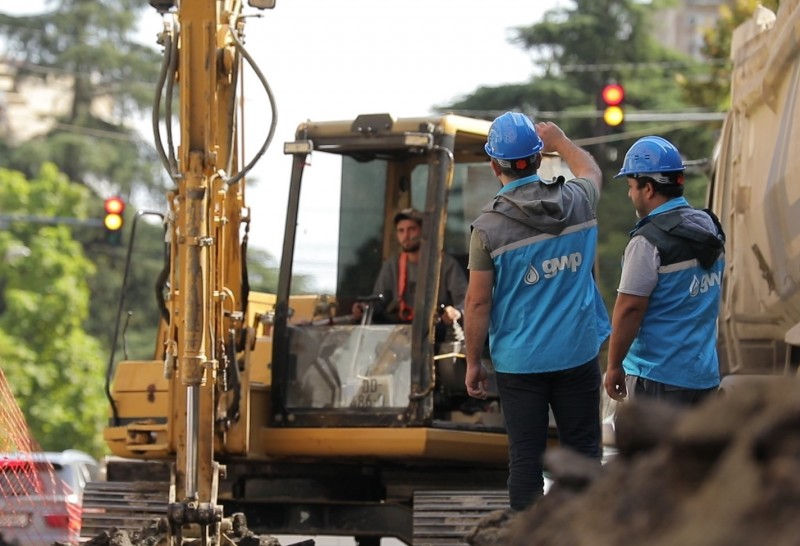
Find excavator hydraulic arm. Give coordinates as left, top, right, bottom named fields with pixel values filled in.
left=156, top=0, right=270, bottom=542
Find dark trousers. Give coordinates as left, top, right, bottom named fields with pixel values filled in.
left=496, top=357, right=602, bottom=511
left=625, top=375, right=718, bottom=407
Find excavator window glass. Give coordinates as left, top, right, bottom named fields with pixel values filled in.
left=336, top=158, right=388, bottom=301
left=282, top=156, right=413, bottom=414
left=409, top=161, right=498, bottom=272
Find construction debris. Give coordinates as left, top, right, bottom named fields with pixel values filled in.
left=72, top=514, right=281, bottom=546
left=469, top=378, right=800, bottom=546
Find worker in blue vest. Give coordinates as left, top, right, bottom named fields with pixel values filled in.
left=604, top=136, right=725, bottom=406
left=465, top=112, right=610, bottom=511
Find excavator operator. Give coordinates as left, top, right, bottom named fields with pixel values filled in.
left=352, top=208, right=466, bottom=339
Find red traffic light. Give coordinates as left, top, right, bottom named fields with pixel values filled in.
left=601, top=83, right=624, bottom=106
left=104, top=196, right=125, bottom=215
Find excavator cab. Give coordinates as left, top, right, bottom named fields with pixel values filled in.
left=272, top=113, right=496, bottom=429
left=270, top=113, right=572, bottom=430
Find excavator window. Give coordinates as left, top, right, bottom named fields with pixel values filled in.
left=276, top=146, right=501, bottom=420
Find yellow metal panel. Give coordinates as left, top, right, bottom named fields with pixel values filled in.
left=113, top=392, right=169, bottom=419
left=246, top=291, right=276, bottom=329
left=249, top=338, right=272, bottom=385
left=113, top=361, right=169, bottom=392
left=258, top=427, right=508, bottom=464
left=104, top=427, right=172, bottom=459
left=297, top=114, right=491, bottom=139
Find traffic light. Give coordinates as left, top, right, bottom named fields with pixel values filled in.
left=600, top=82, right=625, bottom=128
left=103, top=196, right=125, bottom=246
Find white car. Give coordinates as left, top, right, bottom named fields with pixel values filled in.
left=0, top=450, right=100, bottom=546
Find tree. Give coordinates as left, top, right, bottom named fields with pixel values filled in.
left=0, top=1, right=172, bottom=364
left=0, top=0, right=165, bottom=198
left=0, top=164, right=107, bottom=456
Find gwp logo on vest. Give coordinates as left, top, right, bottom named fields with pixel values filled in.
left=524, top=252, right=583, bottom=285
left=689, top=271, right=721, bottom=296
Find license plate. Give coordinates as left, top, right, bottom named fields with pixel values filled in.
left=0, top=513, right=30, bottom=527
left=350, top=375, right=393, bottom=407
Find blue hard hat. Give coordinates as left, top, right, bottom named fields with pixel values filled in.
left=485, top=112, right=544, bottom=160
left=615, top=136, right=685, bottom=180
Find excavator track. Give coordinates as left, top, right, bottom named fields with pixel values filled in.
left=80, top=481, right=170, bottom=539
left=412, top=490, right=509, bottom=546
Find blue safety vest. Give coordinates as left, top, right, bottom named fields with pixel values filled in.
left=623, top=199, right=725, bottom=389
left=472, top=175, right=610, bottom=373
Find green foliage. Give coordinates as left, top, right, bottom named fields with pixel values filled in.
left=247, top=246, right=316, bottom=295
left=247, top=247, right=281, bottom=294
left=84, top=213, right=167, bottom=362
left=0, top=0, right=172, bottom=368
left=0, top=165, right=107, bottom=456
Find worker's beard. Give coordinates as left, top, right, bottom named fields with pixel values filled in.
left=402, top=236, right=421, bottom=253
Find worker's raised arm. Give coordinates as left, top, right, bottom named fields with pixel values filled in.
left=536, top=121, right=603, bottom=193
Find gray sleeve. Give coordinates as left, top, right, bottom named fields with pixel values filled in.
left=618, top=236, right=659, bottom=296
left=441, top=253, right=468, bottom=309
left=468, top=229, right=494, bottom=271
left=568, top=177, right=600, bottom=213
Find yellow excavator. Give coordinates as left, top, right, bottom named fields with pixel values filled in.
left=80, top=1, right=573, bottom=544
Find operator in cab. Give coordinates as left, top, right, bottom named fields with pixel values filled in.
left=352, top=208, right=466, bottom=336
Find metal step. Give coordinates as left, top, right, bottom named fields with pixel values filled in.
left=412, top=490, right=509, bottom=546
left=80, top=480, right=170, bottom=539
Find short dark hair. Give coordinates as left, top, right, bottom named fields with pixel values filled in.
left=635, top=174, right=684, bottom=198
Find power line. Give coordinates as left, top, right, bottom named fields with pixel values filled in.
left=52, top=123, right=146, bottom=143
left=570, top=121, right=710, bottom=147
left=534, top=110, right=726, bottom=122
left=451, top=108, right=726, bottom=124
left=560, top=60, right=727, bottom=72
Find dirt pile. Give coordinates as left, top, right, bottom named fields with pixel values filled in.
left=469, top=377, right=800, bottom=546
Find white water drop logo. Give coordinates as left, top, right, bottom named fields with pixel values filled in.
left=524, top=264, right=540, bottom=285
left=690, top=271, right=721, bottom=297
left=690, top=275, right=700, bottom=297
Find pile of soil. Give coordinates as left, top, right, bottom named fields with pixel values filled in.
left=468, top=377, right=800, bottom=546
